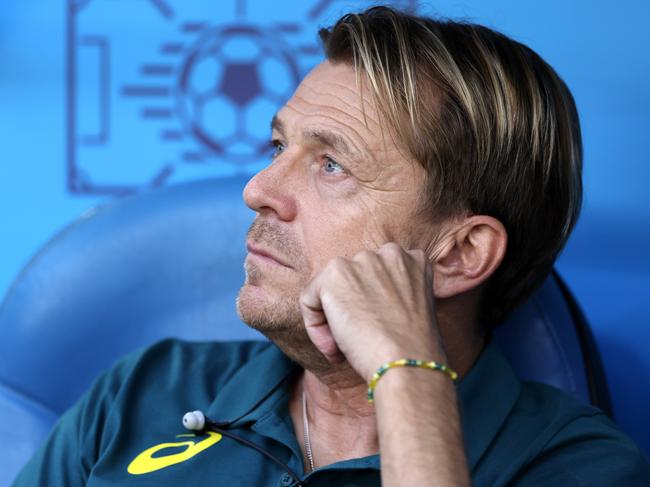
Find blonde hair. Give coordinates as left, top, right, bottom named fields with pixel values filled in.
left=320, top=6, right=583, bottom=329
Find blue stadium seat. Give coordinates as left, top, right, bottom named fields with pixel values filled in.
left=0, top=177, right=611, bottom=484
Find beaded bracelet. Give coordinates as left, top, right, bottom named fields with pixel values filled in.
left=367, top=358, right=459, bottom=404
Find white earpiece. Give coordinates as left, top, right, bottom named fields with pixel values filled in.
left=182, top=410, right=206, bottom=431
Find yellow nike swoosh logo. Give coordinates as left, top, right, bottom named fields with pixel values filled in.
left=127, top=432, right=223, bottom=475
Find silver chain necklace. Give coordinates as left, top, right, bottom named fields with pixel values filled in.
left=302, top=389, right=315, bottom=471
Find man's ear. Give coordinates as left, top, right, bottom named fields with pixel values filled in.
left=432, top=216, right=507, bottom=299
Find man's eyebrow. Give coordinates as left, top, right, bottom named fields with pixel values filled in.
left=271, top=114, right=363, bottom=160
left=270, top=114, right=284, bottom=136
left=304, top=128, right=361, bottom=160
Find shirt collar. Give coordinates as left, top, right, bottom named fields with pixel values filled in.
left=207, top=343, right=297, bottom=425
left=206, top=337, right=521, bottom=471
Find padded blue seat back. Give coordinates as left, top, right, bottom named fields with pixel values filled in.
left=0, top=176, right=610, bottom=484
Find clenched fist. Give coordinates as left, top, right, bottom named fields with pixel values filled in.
left=299, top=242, right=447, bottom=382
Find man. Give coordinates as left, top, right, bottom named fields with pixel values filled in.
left=14, top=6, right=650, bottom=486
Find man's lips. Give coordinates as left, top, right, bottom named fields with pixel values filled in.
left=246, top=242, right=292, bottom=268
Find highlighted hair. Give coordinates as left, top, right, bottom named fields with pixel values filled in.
left=320, top=6, right=583, bottom=328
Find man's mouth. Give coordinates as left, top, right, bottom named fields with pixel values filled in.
left=246, top=242, right=292, bottom=268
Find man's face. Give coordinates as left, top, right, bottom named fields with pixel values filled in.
left=237, top=61, right=430, bottom=367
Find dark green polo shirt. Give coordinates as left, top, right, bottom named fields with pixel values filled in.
left=13, top=338, right=650, bottom=486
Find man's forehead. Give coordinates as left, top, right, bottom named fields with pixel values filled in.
left=270, top=61, right=420, bottom=185
left=278, top=61, right=384, bottom=145
left=300, top=62, right=371, bottom=105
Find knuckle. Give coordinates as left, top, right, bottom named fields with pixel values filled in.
left=299, top=284, right=316, bottom=304
left=325, top=256, right=347, bottom=274
left=378, top=242, right=402, bottom=258
left=299, top=287, right=310, bottom=301
left=353, top=249, right=374, bottom=262
left=383, top=242, right=401, bottom=252
left=410, top=248, right=425, bottom=258
left=409, top=248, right=427, bottom=262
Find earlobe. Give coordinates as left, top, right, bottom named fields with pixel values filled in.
left=431, top=216, right=507, bottom=299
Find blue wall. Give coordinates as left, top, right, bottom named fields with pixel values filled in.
left=1, top=0, right=649, bottom=454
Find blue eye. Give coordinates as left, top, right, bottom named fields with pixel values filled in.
left=324, top=157, right=344, bottom=174
left=270, top=140, right=285, bottom=159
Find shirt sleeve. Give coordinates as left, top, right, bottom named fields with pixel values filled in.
left=11, top=350, right=143, bottom=486
left=511, top=412, right=650, bottom=486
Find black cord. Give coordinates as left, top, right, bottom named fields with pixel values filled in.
left=206, top=421, right=305, bottom=487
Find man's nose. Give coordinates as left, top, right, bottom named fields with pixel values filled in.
left=243, top=161, right=298, bottom=222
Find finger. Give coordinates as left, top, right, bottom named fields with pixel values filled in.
left=299, top=270, right=323, bottom=312
left=425, top=255, right=434, bottom=285
left=303, top=318, right=345, bottom=364
left=379, top=241, right=403, bottom=254
left=299, top=270, right=345, bottom=363
left=300, top=298, right=345, bottom=364
left=352, top=249, right=376, bottom=263
left=406, top=248, right=426, bottom=260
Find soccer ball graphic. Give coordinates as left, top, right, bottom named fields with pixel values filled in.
left=175, top=25, right=302, bottom=165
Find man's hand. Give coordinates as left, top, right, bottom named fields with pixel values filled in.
left=300, top=242, right=471, bottom=487
left=299, top=242, right=445, bottom=381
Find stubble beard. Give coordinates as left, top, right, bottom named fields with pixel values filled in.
left=236, top=219, right=333, bottom=374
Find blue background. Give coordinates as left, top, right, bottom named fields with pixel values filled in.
left=1, top=0, right=649, bottom=455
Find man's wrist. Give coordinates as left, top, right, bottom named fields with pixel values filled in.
left=372, top=363, right=457, bottom=405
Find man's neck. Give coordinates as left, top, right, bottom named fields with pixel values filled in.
left=287, top=331, right=486, bottom=472
left=289, top=368, right=379, bottom=472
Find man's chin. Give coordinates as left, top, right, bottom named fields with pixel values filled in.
left=236, top=283, right=297, bottom=332
left=236, top=283, right=335, bottom=374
